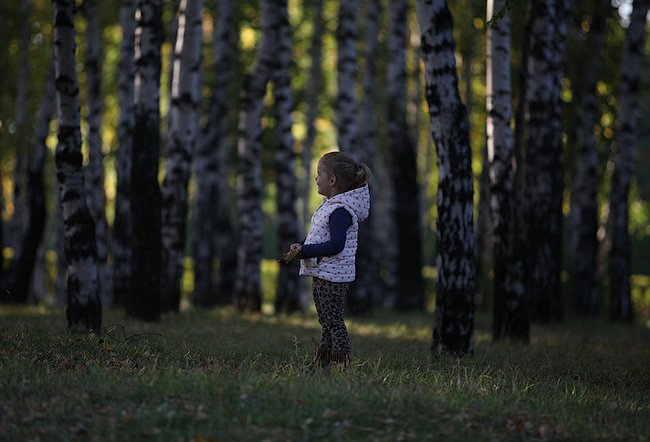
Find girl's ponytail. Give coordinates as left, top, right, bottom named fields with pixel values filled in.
left=354, top=162, right=372, bottom=189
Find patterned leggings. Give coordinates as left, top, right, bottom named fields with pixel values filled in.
left=312, top=278, right=350, bottom=351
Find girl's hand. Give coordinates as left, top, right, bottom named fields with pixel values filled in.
left=279, top=244, right=302, bottom=263
left=290, top=243, right=303, bottom=259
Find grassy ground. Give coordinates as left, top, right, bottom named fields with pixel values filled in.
left=1, top=305, right=649, bottom=442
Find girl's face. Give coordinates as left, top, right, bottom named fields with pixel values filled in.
left=316, top=162, right=336, bottom=197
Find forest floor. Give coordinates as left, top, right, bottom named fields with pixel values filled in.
left=1, top=305, right=649, bottom=441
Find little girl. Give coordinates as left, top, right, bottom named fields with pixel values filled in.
left=290, top=151, right=371, bottom=368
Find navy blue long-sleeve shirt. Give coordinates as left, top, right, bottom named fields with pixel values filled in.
left=300, top=208, right=352, bottom=258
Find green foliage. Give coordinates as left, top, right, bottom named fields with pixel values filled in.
left=1, top=306, right=649, bottom=441
left=486, top=0, right=524, bottom=27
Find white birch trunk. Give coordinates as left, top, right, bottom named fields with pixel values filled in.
left=160, top=0, right=204, bottom=312
left=273, top=0, right=301, bottom=313
left=523, top=0, right=569, bottom=323
left=193, top=0, right=237, bottom=307
left=235, top=0, right=276, bottom=310
left=53, top=0, right=101, bottom=331
left=416, top=0, right=475, bottom=356
left=129, top=0, right=163, bottom=321
left=335, top=0, right=359, bottom=154
left=487, top=0, right=529, bottom=341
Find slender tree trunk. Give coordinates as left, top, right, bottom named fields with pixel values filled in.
left=8, top=0, right=31, bottom=260
left=273, top=0, right=301, bottom=313
left=128, top=0, right=163, bottom=321
left=569, top=0, right=608, bottom=316
left=55, top=185, right=68, bottom=306
left=608, top=0, right=650, bottom=322
left=84, top=0, right=113, bottom=309
left=523, top=0, right=569, bottom=323
left=335, top=0, right=359, bottom=154
left=53, top=0, right=101, bottom=332
left=416, top=0, right=476, bottom=356
left=300, top=0, right=324, bottom=230
left=113, top=0, right=137, bottom=307
left=4, top=58, right=55, bottom=304
left=347, top=0, right=381, bottom=314
left=235, top=0, right=276, bottom=311
left=487, top=0, right=529, bottom=342
left=160, top=0, right=204, bottom=312
left=389, top=0, right=424, bottom=311
left=193, top=0, right=237, bottom=307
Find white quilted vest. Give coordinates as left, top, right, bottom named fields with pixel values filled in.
left=300, top=184, right=370, bottom=282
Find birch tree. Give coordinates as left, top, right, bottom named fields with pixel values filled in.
left=83, top=0, right=113, bottom=309
left=113, top=0, right=136, bottom=307
left=273, top=0, right=301, bottom=313
left=235, top=0, right=277, bottom=311
left=523, top=0, right=569, bottom=323
left=569, top=0, right=609, bottom=316
left=300, top=0, right=324, bottom=228
left=193, top=0, right=237, bottom=307
left=53, top=0, right=101, bottom=331
left=389, top=0, right=424, bottom=311
left=416, top=0, right=476, bottom=356
left=128, top=0, right=163, bottom=321
left=608, top=0, right=650, bottom=322
left=160, top=0, right=204, bottom=312
left=336, top=0, right=359, bottom=154
left=487, top=0, right=529, bottom=341
left=347, top=0, right=381, bottom=314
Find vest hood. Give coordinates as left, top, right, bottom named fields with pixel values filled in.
left=326, top=183, right=370, bottom=223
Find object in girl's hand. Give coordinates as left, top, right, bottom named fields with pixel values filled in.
left=278, top=249, right=300, bottom=263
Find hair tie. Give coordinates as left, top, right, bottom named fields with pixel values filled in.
left=356, top=162, right=360, bottom=168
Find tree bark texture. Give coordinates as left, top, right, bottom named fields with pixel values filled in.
left=113, top=0, right=137, bottom=307
left=193, top=0, right=237, bottom=307
left=335, top=0, right=359, bottom=154
left=487, top=0, right=529, bottom=342
left=608, top=0, right=650, bottom=322
left=235, top=0, right=277, bottom=311
left=569, top=0, right=608, bottom=316
left=84, top=0, right=113, bottom=309
left=273, top=0, right=301, bottom=313
left=160, top=0, right=204, bottom=312
left=300, top=0, right=324, bottom=230
left=128, top=0, right=163, bottom=321
left=389, top=0, right=424, bottom=311
left=523, top=0, right=569, bottom=323
left=347, top=0, right=381, bottom=314
left=53, top=0, right=102, bottom=332
left=416, top=0, right=476, bottom=356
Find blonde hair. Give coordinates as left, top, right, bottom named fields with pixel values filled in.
left=319, top=151, right=372, bottom=191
